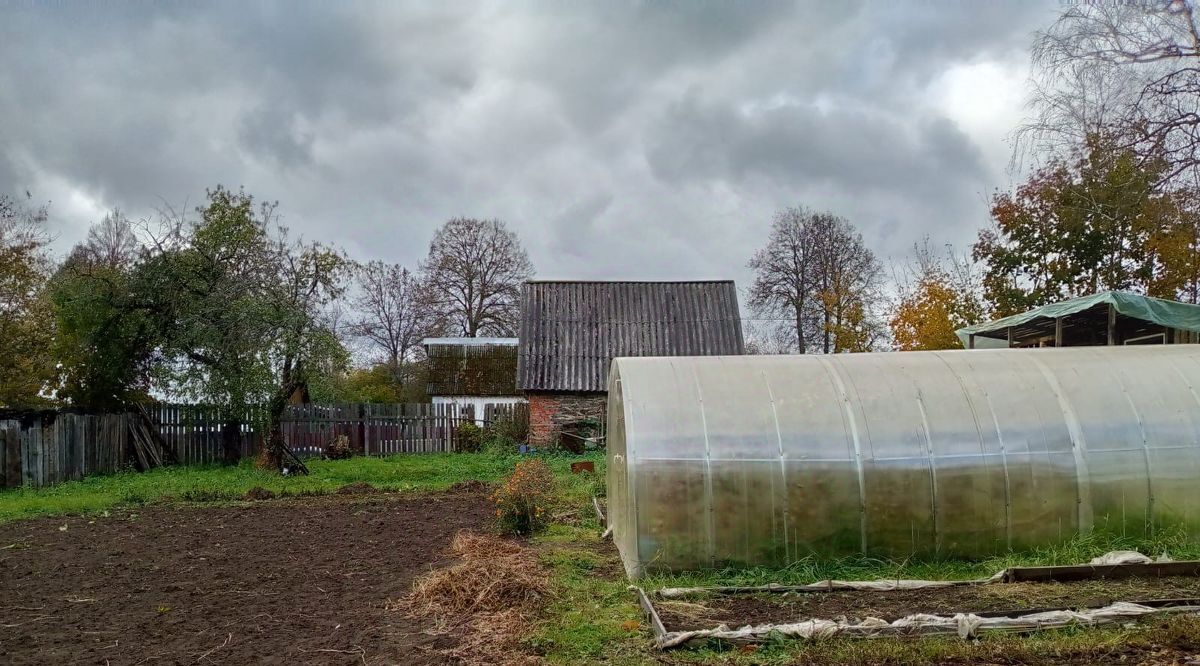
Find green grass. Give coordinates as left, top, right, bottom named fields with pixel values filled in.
left=640, top=527, right=1200, bottom=593
left=526, top=455, right=1200, bottom=664
left=0, top=451, right=605, bottom=523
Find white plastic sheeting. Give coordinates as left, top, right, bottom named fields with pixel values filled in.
left=606, top=347, right=1200, bottom=577
left=652, top=600, right=1200, bottom=648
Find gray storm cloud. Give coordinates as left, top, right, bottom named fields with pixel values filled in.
left=0, top=0, right=1057, bottom=284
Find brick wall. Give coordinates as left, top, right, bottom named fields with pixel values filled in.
left=527, top=392, right=607, bottom=447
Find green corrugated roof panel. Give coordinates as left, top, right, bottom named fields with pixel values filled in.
left=955, top=291, right=1200, bottom=347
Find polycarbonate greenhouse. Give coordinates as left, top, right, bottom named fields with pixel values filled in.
left=606, top=346, right=1200, bottom=577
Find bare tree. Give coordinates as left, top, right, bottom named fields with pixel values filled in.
left=1019, top=1, right=1200, bottom=184
left=811, top=216, right=885, bottom=353
left=742, top=319, right=797, bottom=355
left=419, top=217, right=534, bottom=337
left=348, top=261, right=436, bottom=368
left=747, top=207, right=883, bottom=354
left=747, top=208, right=819, bottom=353
left=82, top=209, right=141, bottom=267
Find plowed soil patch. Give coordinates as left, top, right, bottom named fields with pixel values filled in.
left=0, top=492, right=491, bottom=665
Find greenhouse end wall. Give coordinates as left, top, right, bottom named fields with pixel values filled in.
left=606, top=347, right=1200, bottom=578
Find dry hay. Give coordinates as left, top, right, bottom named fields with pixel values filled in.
left=398, top=531, right=550, bottom=665
left=446, top=608, right=542, bottom=666
left=656, top=600, right=720, bottom=624
left=408, top=533, right=548, bottom=619
left=449, top=530, right=524, bottom=559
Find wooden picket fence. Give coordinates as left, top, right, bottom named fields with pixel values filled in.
left=281, top=403, right=477, bottom=457
left=1, top=413, right=132, bottom=489
left=147, top=403, right=265, bottom=465
left=0, top=401, right=529, bottom=488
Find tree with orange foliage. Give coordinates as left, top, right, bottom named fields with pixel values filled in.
left=890, top=240, right=985, bottom=351
left=974, top=134, right=1190, bottom=316
left=1145, top=187, right=1200, bottom=304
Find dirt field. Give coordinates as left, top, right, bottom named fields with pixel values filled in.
left=0, top=490, right=493, bottom=665
left=654, top=577, right=1200, bottom=631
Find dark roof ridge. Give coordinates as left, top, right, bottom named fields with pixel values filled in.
left=524, top=279, right=735, bottom=284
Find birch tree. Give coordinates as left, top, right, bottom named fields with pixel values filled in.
left=1020, top=1, right=1200, bottom=185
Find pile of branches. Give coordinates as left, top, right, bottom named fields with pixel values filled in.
left=323, top=434, right=353, bottom=460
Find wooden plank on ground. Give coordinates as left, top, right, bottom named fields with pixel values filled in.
left=1003, top=561, right=1200, bottom=583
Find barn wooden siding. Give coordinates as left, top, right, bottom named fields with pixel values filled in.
left=517, top=281, right=745, bottom=392
left=425, top=342, right=520, bottom=396
left=0, top=402, right=529, bottom=488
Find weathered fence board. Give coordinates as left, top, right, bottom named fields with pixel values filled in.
left=280, top=403, right=499, bottom=456
left=0, top=401, right=529, bottom=488
left=0, top=414, right=131, bottom=488
left=2, top=422, right=20, bottom=488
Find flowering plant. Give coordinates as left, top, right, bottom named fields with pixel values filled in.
left=492, top=459, right=555, bottom=535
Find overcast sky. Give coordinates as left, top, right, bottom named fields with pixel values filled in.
left=1, top=0, right=1059, bottom=287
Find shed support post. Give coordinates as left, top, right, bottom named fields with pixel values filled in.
left=1055, top=317, right=1064, bottom=347
left=968, top=334, right=976, bottom=350
left=1107, top=304, right=1117, bottom=346
left=1007, top=327, right=1014, bottom=348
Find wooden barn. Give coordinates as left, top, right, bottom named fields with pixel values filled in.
left=516, top=280, right=745, bottom=448
left=422, top=337, right=524, bottom=422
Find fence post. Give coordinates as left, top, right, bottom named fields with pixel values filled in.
left=0, top=427, right=6, bottom=488
left=5, top=422, right=20, bottom=488
left=363, top=403, right=371, bottom=456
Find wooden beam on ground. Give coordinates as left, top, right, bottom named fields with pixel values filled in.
left=1003, top=560, right=1200, bottom=583
left=972, top=597, right=1200, bottom=619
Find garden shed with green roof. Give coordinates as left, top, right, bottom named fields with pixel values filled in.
left=956, top=291, right=1200, bottom=349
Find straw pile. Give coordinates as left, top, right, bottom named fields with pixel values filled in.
left=408, top=531, right=548, bottom=620
left=397, top=531, right=550, bottom=665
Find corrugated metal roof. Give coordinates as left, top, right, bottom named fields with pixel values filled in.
left=517, top=280, right=745, bottom=392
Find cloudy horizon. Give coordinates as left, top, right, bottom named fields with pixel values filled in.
left=1, top=0, right=1059, bottom=288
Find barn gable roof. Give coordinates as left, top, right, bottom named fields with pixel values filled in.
left=517, top=280, right=745, bottom=392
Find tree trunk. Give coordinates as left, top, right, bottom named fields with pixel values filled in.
left=822, top=296, right=832, bottom=354
left=221, top=419, right=241, bottom=466
left=794, top=301, right=806, bottom=354
left=263, top=382, right=308, bottom=474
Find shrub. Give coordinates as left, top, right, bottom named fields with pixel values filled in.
left=487, top=413, right=529, bottom=447
left=457, top=422, right=485, bottom=453
left=491, top=459, right=556, bottom=535
left=483, top=435, right=518, bottom=457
